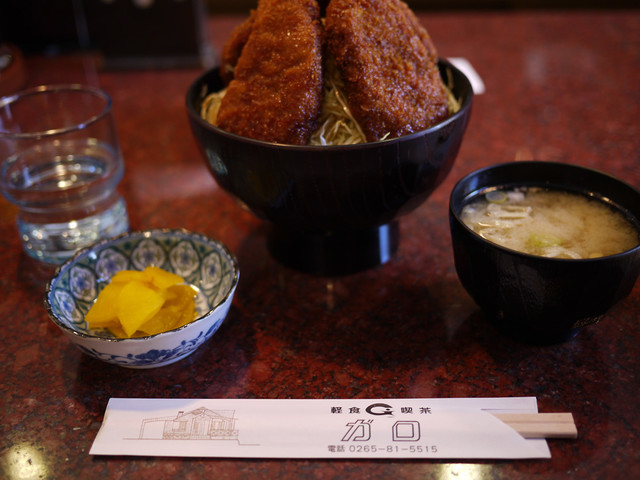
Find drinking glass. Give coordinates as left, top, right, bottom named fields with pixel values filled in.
left=0, top=84, right=129, bottom=264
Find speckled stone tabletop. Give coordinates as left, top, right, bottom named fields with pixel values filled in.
left=1, top=10, right=639, bottom=479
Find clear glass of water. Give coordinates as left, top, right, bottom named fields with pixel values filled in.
left=0, top=85, right=129, bottom=264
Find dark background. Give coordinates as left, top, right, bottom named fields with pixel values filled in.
left=208, top=0, right=638, bottom=12
left=0, top=0, right=637, bottom=57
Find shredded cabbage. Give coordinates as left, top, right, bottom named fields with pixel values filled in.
left=309, top=57, right=367, bottom=145
left=200, top=87, right=226, bottom=126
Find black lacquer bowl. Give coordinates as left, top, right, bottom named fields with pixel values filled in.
left=449, top=161, right=640, bottom=344
left=186, top=60, right=473, bottom=275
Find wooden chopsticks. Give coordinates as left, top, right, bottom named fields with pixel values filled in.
left=492, top=413, right=577, bottom=439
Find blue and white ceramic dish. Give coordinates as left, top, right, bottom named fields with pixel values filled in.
left=45, top=229, right=239, bottom=368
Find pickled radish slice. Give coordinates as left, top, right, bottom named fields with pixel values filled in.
left=116, top=281, right=166, bottom=337
left=85, top=266, right=198, bottom=338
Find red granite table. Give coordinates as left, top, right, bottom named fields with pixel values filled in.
left=1, top=10, right=639, bottom=479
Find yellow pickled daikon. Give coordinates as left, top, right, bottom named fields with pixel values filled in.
left=85, top=266, right=198, bottom=338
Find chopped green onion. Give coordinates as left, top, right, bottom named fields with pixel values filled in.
left=527, top=233, right=563, bottom=249
left=485, top=191, right=507, bottom=203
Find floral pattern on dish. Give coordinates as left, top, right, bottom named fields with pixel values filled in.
left=96, top=248, right=129, bottom=280
left=169, top=240, right=199, bottom=277
left=44, top=229, right=239, bottom=369
left=131, top=238, right=166, bottom=269
left=69, top=265, right=97, bottom=302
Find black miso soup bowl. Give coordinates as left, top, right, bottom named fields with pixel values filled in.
left=186, top=60, right=473, bottom=275
left=449, top=161, right=640, bottom=345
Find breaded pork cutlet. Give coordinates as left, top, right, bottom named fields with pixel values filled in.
left=219, top=10, right=255, bottom=85
left=216, top=0, right=324, bottom=145
left=325, top=0, right=450, bottom=142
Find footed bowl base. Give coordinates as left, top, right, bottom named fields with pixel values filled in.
left=268, top=222, right=399, bottom=276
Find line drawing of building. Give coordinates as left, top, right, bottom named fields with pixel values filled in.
left=138, top=407, right=239, bottom=441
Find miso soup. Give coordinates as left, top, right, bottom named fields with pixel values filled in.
left=460, top=187, right=640, bottom=259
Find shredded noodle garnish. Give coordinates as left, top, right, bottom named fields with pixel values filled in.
left=444, top=67, right=462, bottom=114
left=200, top=87, right=226, bottom=126
left=309, top=57, right=367, bottom=145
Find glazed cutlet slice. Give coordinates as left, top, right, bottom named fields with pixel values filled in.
left=325, top=0, right=450, bottom=142
left=219, top=10, right=255, bottom=85
left=216, top=0, right=324, bottom=145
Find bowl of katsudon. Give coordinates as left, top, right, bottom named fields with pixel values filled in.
left=186, top=0, right=474, bottom=275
